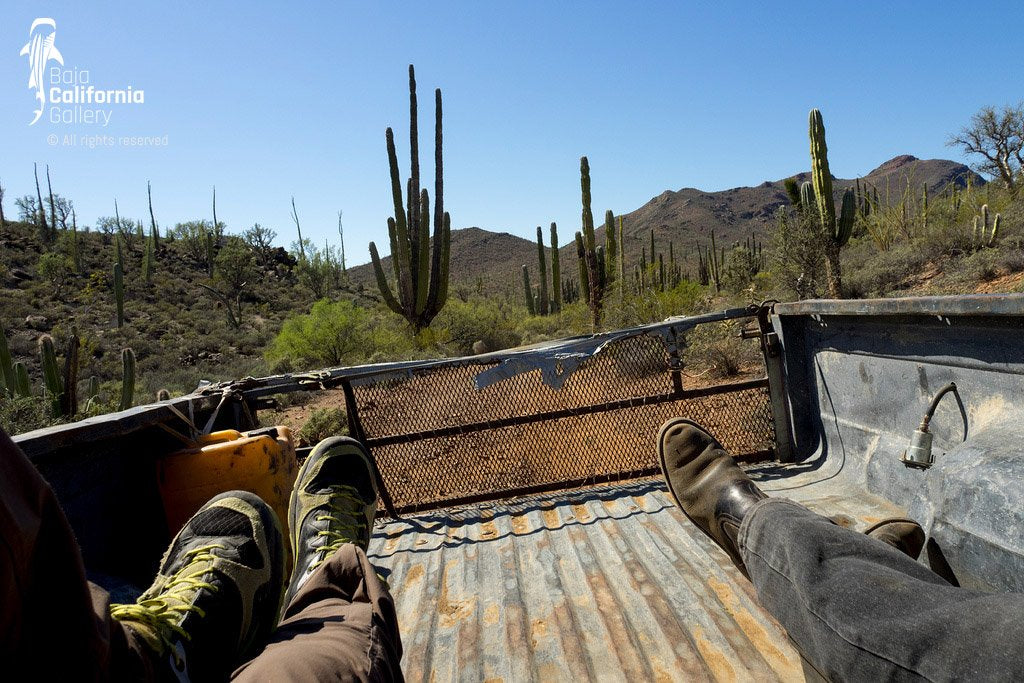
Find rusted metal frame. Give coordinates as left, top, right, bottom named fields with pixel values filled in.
left=364, top=377, right=770, bottom=449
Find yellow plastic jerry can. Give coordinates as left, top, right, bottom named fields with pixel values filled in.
left=157, top=426, right=299, bottom=567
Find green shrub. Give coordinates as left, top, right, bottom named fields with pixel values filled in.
left=682, top=320, right=762, bottom=378
left=267, top=299, right=414, bottom=370
left=0, top=394, right=54, bottom=435
left=436, top=298, right=521, bottom=355
left=298, top=406, right=347, bottom=444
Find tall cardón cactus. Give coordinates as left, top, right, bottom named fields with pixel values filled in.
left=577, top=157, right=605, bottom=326
left=809, top=109, right=854, bottom=298
left=549, top=222, right=561, bottom=314
left=369, top=65, right=451, bottom=333
left=535, top=225, right=549, bottom=315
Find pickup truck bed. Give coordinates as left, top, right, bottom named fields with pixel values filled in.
left=370, top=466, right=903, bottom=682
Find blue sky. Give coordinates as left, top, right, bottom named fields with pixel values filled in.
left=2, top=2, right=1022, bottom=266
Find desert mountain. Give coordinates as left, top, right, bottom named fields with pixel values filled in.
left=349, top=156, right=983, bottom=295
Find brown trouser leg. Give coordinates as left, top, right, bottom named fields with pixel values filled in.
left=233, top=544, right=404, bottom=682
left=0, top=429, right=153, bottom=681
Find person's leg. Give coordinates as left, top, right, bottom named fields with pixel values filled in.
left=0, top=427, right=150, bottom=681
left=233, top=437, right=403, bottom=681
left=658, top=417, right=1024, bottom=682
left=740, top=499, right=1024, bottom=681
left=110, top=490, right=286, bottom=681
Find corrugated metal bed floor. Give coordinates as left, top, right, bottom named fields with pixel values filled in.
left=367, top=474, right=871, bottom=683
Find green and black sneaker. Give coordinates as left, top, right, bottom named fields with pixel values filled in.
left=284, top=436, right=379, bottom=607
left=110, top=490, right=285, bottom=681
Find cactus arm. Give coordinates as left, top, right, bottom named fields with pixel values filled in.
left=119, top=348, right=136, bottom=411
left=604, top=210, right=616, bottom=282
left=575, top=232, right=590, bottom=304
left=522, top=265, right=535, bottom=315
left=14, top=362, right=31, bottom=398
left=39, top=335, right=63, bottom=416
left=837, top=189, right=856, bottom=247
left=425, top=89, right=445, bottom=318
left=580, top=158, right=596, bottom=254
left=385, top=128, right=414, bottom=309
left=989, top=214, right=1001, bottom=247
left=799, top=181, right=815, bottom=212
left=809, top=109, right=836, bottom=234
left=549, top=223, right=561, bottom=313
left=369, top=242, right=404, bottom=316
left=536, top=226, right=549, bottom=315
left=435, top=212, right=451, bottom=311
left=0, top=320, right=15, bottom=396
left=415, top=189, right=430, bottom=315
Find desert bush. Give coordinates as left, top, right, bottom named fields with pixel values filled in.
left=436, top=298, right=521, bottom=355
left=36, top=252, right=74, bottom=295
left=214, top=237, right=257, bottom=292
left=267, top=299, right=414, bottom=370
left=0, top=395, right=54, bottom=435
left=682, top=320, right=761, bottom=379
left=844, top=241, right=930, bottom=298
left=770, top=209, right=825, bottom=299
left=298, top=406, right=347, bottom=444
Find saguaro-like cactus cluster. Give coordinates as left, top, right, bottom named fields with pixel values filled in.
left=522, top=223, right=562, bottom=315
left=369, top=65, right=451, bottom=333
left=808, top=108, right=854, bottom=298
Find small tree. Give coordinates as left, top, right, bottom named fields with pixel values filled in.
left=244, top=223, right=277, bottom=268
left=948, top=103, right=1024, bottom=193
left=214, top=238, right=256, bottom=292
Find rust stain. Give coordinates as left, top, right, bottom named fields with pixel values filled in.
left=692, top=625, right=736, bottom=681
left=830, top=514, right=856, bottom=528
left=483, top=603, right=500, bottom=625
left=530, top=618, right=549, bottom=648
left=510, top=514, right=529, bottom=535
left=438, top=560, right=477, bottom=629
left=536, top=662, right=561, bottom=681
left=571, top=504, right=592, bottom=522
left=541, top=506, right=561, bottom=529
left=406, top=564, right=424, bottom=584
left=481, top=520, right=498, bottom=538
left=706, top=577, right=801, bottom=680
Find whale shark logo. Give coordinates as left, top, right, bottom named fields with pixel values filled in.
left=20, top=18, right=64, bottom=125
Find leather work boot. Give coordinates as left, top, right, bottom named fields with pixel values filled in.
left=658, top=417, right=766, bottom=576
left=284, top=436, right=379, bottom=607
left=110, top=490, right=285, bottom=681
left=864, top=518, right=926, bottom=560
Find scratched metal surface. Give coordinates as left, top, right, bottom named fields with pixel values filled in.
left=368, top=477, right=816, bottom=682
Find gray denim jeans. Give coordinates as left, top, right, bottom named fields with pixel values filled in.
left=739, top=498, right=1024, bottom=682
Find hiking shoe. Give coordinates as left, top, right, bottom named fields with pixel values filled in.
left=658, top=417, right=767, bottom=577
left=864, top=518, right=926, bottom=560
left=110, top=490, right=284, bottom=681
left=284, top=436, right=378, bottom=606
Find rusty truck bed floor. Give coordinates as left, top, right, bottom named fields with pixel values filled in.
left=367, top=470, right=904, bottom=682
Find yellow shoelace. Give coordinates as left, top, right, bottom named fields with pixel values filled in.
left=110, top=544, right=226, bottom=653
left=309, top=487, right=367, bottom=570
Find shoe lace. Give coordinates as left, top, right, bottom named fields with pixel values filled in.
left=310, top=486, right=367, bottom=570
left=110, top=544, right=226, bottom=655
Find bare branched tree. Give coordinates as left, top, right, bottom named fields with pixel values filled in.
left=948, top=103, right=1024, bottom=193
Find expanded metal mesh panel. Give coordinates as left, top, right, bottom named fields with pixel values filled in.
left=350, top=329, right=775, bottom=514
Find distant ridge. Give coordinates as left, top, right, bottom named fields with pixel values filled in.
left=349, top=156, right=984, bottom=295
